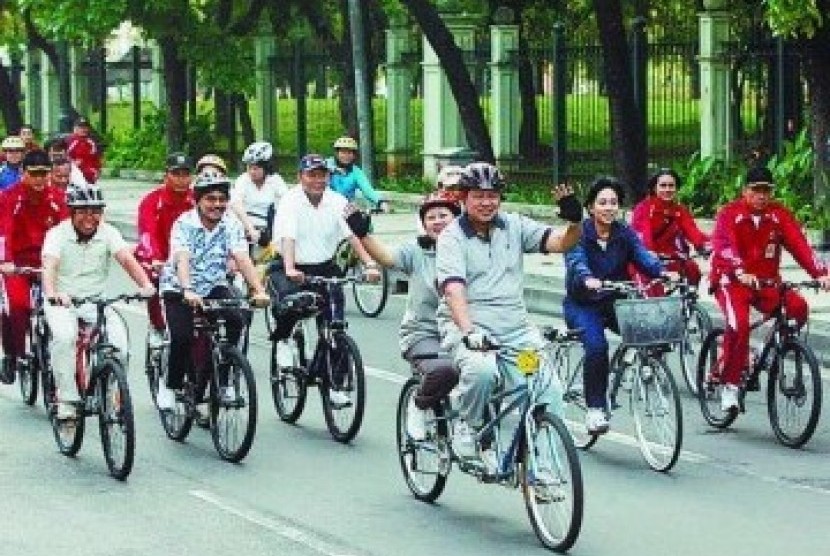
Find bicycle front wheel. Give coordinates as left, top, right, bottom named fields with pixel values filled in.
left=396, top=377, right=449, bottom=502
left=630, top=353, right=683, bottom=472
left=98, top=360, right=135, bottom=480
left=269, top=334, right=307, bottom=423
left=521, top=411, right=584, bottom=553
left=158, top=345, right=193, bottom=442
left=352, top=264, right=389, bottom=318
left=767, top=339, right=822, bottom=448
left=679, top=306, right=712, bottom=396
left=51, top=405, right=85, bottom=457
left=558, top=346, right=597, bottom=450
left=210, top=347, right=258, bottom=463
left=696, top=328, right=739, bottom=429
left=321, top=333, right=366, bottom=443
left=18, top=357, right=38, bottom=406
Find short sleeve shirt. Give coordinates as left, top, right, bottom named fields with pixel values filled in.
left=435, top=212, right=551, bottom=339
left=42, top=220, right=128, bottom=298
left=159, top=209, right=248, bottom=296
left=273, top=186, right=352, bottom=265
left=392, top=241, right=441, bottom=353
left=231, top=173, right=288, bottom=228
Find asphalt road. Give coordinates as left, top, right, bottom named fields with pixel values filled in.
left=2, top=269, right=830, bottom=556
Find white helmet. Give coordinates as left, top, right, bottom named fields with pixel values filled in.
left=242, top=141, right=273, bottom=165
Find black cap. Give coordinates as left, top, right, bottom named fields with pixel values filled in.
left=74, top=116, right=90, bottom=127
left=746, top=165, right=774, bottom=187
left=166, top=152, right=193, bottom=171
left=21, top=149, right=52, bottom=171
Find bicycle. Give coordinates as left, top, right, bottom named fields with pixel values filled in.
left=269, top=275, right=366, bottom=443
left=147, top=297, right=258, bottom=463
left=696, top=279, right=823, bottom=448
left=334, top=237, right=389, bottom=318
left=558, top=280, right=685, bottom=472
left=48, top=293, right=145, bottom=480
left=395, top=338, right=583, bottom=553
left=657, top=253, right=713, bottom=395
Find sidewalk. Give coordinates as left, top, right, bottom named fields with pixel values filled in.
left=99, top=177, right=830, bottom=364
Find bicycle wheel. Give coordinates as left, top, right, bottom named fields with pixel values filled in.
left=521, top=411, right=584, bottom=553
left=767, top=339, right=822, bottom=448
left=210, top=347, right=258, bottom=463
left=39, top=338, right=56, bottom=412
left=352, top=264, right=389, bottom=318
left=321, top=333, right=366, bottom=443
left=51, top=405, right=85, bottom=457
left=630, top=353, right=683, bottom=472
left=269, top=331, right=308, bottom=423
left=159, top=346, right=193, bottom=442
left=696, top=328, right=738, bottom=429
left=98, top=360, right=135, bottom=480
left=18, top=356, right=38, bottom=406
left=396, top=377, right=450, bottom=502
left=679, top=306, right=712, bottom=396
left=144, top=333, right=161, bottom=407
left=558, top=345, right=598, bottom=450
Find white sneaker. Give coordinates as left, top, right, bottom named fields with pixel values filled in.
left=585, top=408, right=610, bottom=434
left=480, top=448, right=499, bottom=476
left=148, top=329, right=165, bottom=349
left=721, top=384, right=740, bottom=412
left=406, top=397, right=427, bottom=441
left=452, top=420, right=477, bottom=458
left=220, top=386, right=236, bottom=404
left=328, top=389, right=351, bottom=407
left=56, top=401, right=77, bottom=420
left=156, top=383, right=176, bottom=411
left=276, top=339, right=295, bottom=368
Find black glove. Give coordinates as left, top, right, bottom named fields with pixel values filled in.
left=257, top=228, right=272, bottom=247
left=557, top=194, right=584, bottom=223
left=345, top=210, right=372, bottom=238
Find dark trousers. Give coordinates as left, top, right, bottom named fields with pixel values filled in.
left=268, top=258, right=344, bottom=341
left=163, top=285, right=246, bottom=390
left=403, top=337, right=459, bottom=409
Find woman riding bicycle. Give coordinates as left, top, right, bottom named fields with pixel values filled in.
left=327, top=136, right=389, bottom=213
left=344, top=191, right=462, bottom=440
left=630, top=167, right=709, bottom=293
left=231, top=141, right=288, bottom=249
left=563, top=177, right=668, bottom=435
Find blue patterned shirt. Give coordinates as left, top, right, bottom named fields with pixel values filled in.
left=160, top=208, right=248, bottom=296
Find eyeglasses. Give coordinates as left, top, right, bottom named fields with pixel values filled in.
left=656, top=181, right=676, bottom=187
left=27, top=169, right=50, bottom=177
left=201, top=194, right=228, bottom=203
left=4, top=148, right=24, bottom=153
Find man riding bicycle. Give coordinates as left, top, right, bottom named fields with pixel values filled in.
left=435, top=161, right=582, bottom=461
left=41, top=185, right=154, bottom=420
left=156, top=173, right=269, bottom=411
left=711, top=165, right=830, bottom=411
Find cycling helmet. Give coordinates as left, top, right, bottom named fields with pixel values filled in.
left=66, top=185, right=106, bottom=208
left=333, top=136, right=358, bottom=151
left=193, top=171, right=231, bottom=200
left=418, top=191, right=462, bottom=222
left=242, top=141, right=273, bottom=165
left=2, top=136, right=25, bottom=150
left=458, top=162, right=507, bottom=191
left=196, top=154, right=228, bottom=175
left=436, top=165, right=464, bottom=189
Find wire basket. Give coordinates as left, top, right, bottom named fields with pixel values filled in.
left=614, top=296, right=685, bottom=347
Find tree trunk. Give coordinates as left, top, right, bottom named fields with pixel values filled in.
left=518, top=33, right=541, bottom=159
left=401, top=0, right=494, bottom=162
left=595, top=0, right=647, bottom=200
left=236, top=94, right=255, bottom=146
left=804, top=3, right=830, bottom=206
left=339, top=0, right=359, bottom=136
left=214, top=89, right=231, bottom=137
left=159, top=37, right=187, bottom=151
left=0, top=60, right=23, bottom=133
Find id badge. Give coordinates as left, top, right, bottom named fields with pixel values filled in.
left=764, top=243, right=776, bottom=258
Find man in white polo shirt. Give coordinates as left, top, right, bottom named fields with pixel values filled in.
left=270, top=153, right=379, bottom=405
left=41, top=185, right=155, bottom=420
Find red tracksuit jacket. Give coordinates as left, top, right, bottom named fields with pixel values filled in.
left=630, top=196, right=708, bottom=255
left=66, top=134, right=102, bottom=183
left=135, top=184, right=194, bottom=264
left=0, top=184, right=68, bottom=267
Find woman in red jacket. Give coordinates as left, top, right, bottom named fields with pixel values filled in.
left=630, top=168, right=709, bottom=290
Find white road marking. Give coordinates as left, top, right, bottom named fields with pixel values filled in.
left=190, top=489, right=362, bottom=556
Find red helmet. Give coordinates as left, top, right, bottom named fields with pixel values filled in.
left=419, top=191, right=462, bottom=222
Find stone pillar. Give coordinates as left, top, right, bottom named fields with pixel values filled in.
left=422, top=12, right=477, bottom=179
left=24, top=49, right=42, bottom=131
left=148, top=40, right=166, bottom=108
left=39, top=52, right=61, bottom=135
left=254, top=28, right=276, bottom=142
left=489, top=23, right=520, bottom=161
left=385, top=21, right=413, bottom=176
left=699, top=3, right=731, bottom=161
left=69, top=46, right=90, bottom=117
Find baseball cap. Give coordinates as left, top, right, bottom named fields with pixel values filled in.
left=299, top=153, right=329, bottom=173
left=746, top=165, right=774, bottom=188
left=166, top=152, right=193, bottom=171
left=21, top=149, right=52, bottom=171
left=74, top=116, right=90, bottom=127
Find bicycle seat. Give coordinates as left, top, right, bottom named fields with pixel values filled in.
left=277, top=291, right=322, bottom=319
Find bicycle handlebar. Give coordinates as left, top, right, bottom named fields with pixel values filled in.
left=49, top=293, right=151, bottom=307
left=200, top=298, right=252, bottom=311
left=3, top=266, right=42, bottom=276
left=305, top=275, right=363, bottom=286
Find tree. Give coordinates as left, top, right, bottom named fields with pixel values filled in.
left=0, top=1, right=24, bottom=132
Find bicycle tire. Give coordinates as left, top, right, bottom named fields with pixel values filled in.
left=321, top=332, right=366, bottom=443
left=159, top=344, right=193, bottom=442
left=210, top=346, right=258, bottom=463
left=521, top=411, right=584, bottom=553
left=269, top=333, right=308, bottom=423
left=51, top=406, right=85, bottom=457
left=767, top=339, right=822, bottom=448
left=39, top=341, right=56, bottom=412
left=144, top=332, right=161, bottom=407
left=352, top=265, right=389, bottom=318
left=396, top=377, right=449, bottom=502
left=558, top=347, right=598, bottom=450
left=696, top=328, right=738, bottom=429
left=98, top=360, right=135, bottom=480
left=679, top=306, right=712, bottom=396
left=18, top=357, right=38, bottom=406
left=630, top=353, right=683, bottom=472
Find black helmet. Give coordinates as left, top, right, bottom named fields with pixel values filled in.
left=458, top=162, right=507, bottom=191
left=67, top=185, right=106, bottom=208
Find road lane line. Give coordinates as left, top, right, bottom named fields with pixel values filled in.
left=190, top=489, right=363, bottom=556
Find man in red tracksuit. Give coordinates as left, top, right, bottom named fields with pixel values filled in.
left=0, top=150, right=68, bottom=384
left=66, top=117, right=101, bottom=184
left=631, top=167, right=709, bottom=289
left=135, top=153, right=194, bottom=345
left=710, top=165, right=830, bottom=412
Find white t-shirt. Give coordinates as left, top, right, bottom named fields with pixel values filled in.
left=231, top=173, right=288, bottom=228
left=274, top=185, right=352, bottom=265
left=42, top=220, right=129, bottom=298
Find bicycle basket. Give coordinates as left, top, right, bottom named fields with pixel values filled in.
left=614, top=296, right=684, bottom=346
left=277, top=291, right=322, bottom=320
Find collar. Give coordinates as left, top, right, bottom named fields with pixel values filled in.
left=583, top=219, right=624, bottom=242
left=183, top=207, right=229, bottom=231
left=458, top=212, right=506, bottom=238
left=650, top=196, right=676, bottom=211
